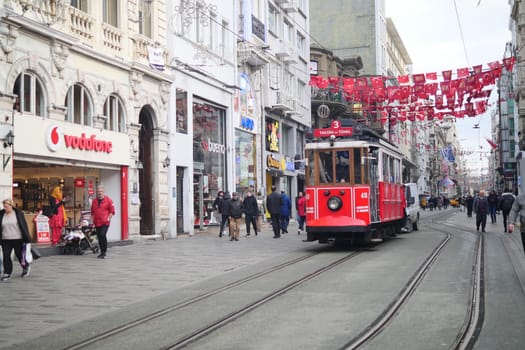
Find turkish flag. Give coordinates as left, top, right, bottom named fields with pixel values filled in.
left=457, top=67, right=469, bottom=78
left=371, top=76, right=384, bottom=88
left=482, top=71, right=494, bottom=85
left=503, top=57, right=516, bottom=72
left=442, top=70, right=452, bottom=81
left=328, top=76, right=340, bottom=85
left=472, top=65, right=483, bottom=75
left=488, top=61, right=501, bottom=70
left=413, top=74, right=426, bottom=84
left=491, top=68, right=502, bottom=79
left=343, top=78, right=355, bottom=88
left=425, top=72, right=438, bottom=80
left=440, top=81, right=451, bottom=95
left=486, top=138, right=498, bottom=149
left=398, top=75, right=410, bottom=84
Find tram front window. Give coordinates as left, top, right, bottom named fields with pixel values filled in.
left=319, top=150, right=333, bottom=184
left=336, top=151, right=350, bottom=183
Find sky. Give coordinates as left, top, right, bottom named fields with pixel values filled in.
left=385, top=0, right=512, bottom=174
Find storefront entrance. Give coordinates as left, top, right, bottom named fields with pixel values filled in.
left=176, top=166, right=185, bottom=233
left=139, top=108, right=154, bottom=235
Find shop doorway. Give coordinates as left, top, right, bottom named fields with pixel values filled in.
left=139, top=108, right=154, bottom=235
left=176, top=167, right=185, bottom=233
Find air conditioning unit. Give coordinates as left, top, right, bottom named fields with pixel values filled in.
left=282, top=46, right=297, bottom=64
left=281, top=1, right=297, bottom=12
left=273, top=40, right=289, bottom=58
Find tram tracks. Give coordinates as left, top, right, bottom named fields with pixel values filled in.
left=340, top=222, right=485, bottom=350
left=341, top=229, right=452, bottom=350
left=47, top=215, right=486, bottom=350
left=61, top=250, right=363, bottom=350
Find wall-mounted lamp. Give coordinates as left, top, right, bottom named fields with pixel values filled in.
left=3, top=130, right=14, bottom=148
left=162, top=156, right=171, bottom=168
left=135, top=160, right=143, bottom=169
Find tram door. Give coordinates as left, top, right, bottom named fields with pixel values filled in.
left=368, top=149, right=379, bottom=222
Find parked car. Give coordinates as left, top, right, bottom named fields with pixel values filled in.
left=450, top=197, right=461, bottom=207
left=403, top=183, right=421, bottom=232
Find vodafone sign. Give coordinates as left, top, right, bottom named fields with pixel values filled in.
left=46, top=125, right=113, bottom=154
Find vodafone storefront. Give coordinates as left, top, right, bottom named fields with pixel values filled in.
left=12, top=116, right=129, bottom=243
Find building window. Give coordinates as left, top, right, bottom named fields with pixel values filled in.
left=296, top=31, right=305, bottom=56
left=176, top=89, right=188, bottom=134
left=65, top=84, right=93, bottom=126
left=70, top=0, right=88, bottom=12
left=138, top=0, right=152, bottom=37
left=268, top=5, right=277, bottom=35
left=103, top=94, right=126, bottom=132
left=103, top=0, right=118, bottom=27
left=13, top=72, right=45, bottom=117
left=284, top=20, right=293, bottom=44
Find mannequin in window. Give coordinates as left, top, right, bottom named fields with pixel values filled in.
left=49, top=185, right=68, bottom=245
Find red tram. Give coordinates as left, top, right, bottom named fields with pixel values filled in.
left=304, top=120, right=406, bottom=244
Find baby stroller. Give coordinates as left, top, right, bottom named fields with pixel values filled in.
left=61, top=220, right=99, bottom=255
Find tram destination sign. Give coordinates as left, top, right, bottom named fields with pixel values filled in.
left=313, top=126, right=353, bottom=138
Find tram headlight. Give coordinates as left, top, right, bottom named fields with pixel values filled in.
left=327, top=196, right=342, bottom=211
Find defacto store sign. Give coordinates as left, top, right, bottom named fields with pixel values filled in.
left=46, top=125, right=113, bottom=153
left=201, top=139, right=225, bottom=154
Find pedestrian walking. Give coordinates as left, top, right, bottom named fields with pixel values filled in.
left=0, top=198, right=32, bottom=281
left=90, top=185, right=115, bottom=259
left=473, top=190, right=489, bottom=232
left=488, top=189, right=499, bottom=224
left=465, top=194, right=474, bottom=217
left=498, top=188, right=515, bottom=233
left=508, top=192, right=525, bottom=254
left=296, top=191, right=306, bottom=235
left=243, top=190, right=259, bottom=236
left=213, top=190, right=227, bottom=237
left=279, top=191, right=292, bottom=234
left=226, top=192, right=243, bottom=241
left=266, top=186, right=282, bottom=238
left=49, top=185, right=68, bottom=245
left=219, top=191, right=231, bottom=237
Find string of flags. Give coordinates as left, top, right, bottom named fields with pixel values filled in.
left=309, top=57, right=516, bottom=124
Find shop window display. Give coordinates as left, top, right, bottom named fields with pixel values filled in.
left=192, top=101, right=226, bottom=226
left=13, top=170, right=100, bottom=242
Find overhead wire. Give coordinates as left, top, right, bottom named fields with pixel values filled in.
left=452, top=0, right=471, bottom=68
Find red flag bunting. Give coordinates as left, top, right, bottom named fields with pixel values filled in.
left=486, top=138, right=498, bottom=149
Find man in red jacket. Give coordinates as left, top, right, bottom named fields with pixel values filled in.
left=91, top=185, right=115, bottom=259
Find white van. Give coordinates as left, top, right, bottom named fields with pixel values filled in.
left=404, top=183, right=420, bottom=232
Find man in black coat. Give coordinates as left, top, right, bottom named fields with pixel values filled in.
left=243, top=190, right=259, bottom=236
left=218, top=191, right=231, bottom=237
left=266, top=186, right=282, bottom=238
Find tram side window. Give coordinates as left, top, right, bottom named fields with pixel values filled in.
left=353, top=148, right=363, bottom=184
left=336, top=150, right=350, bottom=183
left=306, top=150, right=315, bottom=186
left=394, top=158, right=401, bottom=183
left=382, top=154, right=390, bottom=182
left=319, top=150, right=333, bottom=184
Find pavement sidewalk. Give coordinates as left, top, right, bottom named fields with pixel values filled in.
left=0, top=219, right=310, bottom=349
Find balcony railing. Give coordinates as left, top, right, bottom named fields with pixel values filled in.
left=68, top=6, right=94, bottom=41
left=311, top=87, right=346, bottom=103
left=102, top=23, right=123, bottom=52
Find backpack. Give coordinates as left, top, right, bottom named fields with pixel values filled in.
left=501, top=195, right=515, bottom=211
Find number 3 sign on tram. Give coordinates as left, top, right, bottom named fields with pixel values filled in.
left=313, top=120, right=354, bottom=138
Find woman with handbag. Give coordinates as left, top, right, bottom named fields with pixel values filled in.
left=0, top=198, right=32, bottom=281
